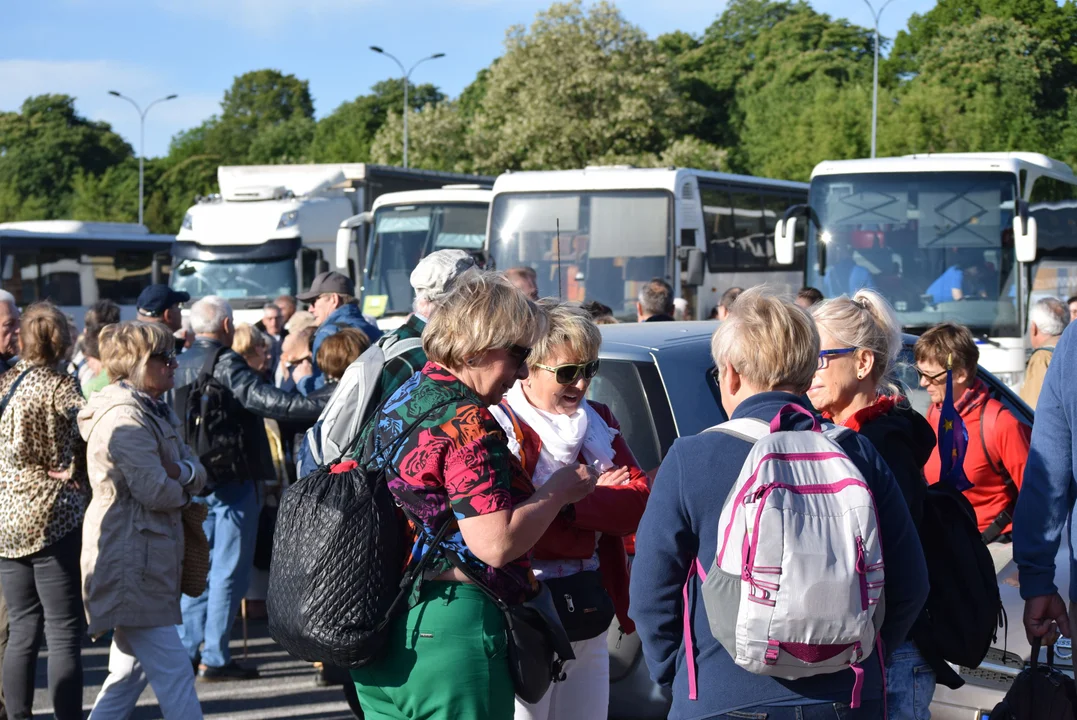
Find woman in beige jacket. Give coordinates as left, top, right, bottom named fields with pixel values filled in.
left=78, top=321, right=207, bottom=720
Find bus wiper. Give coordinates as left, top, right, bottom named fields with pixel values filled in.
left=977, top=334, right=1002, bottom=348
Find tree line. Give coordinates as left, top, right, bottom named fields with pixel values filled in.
left=2, top=0, right=1076, bottom=234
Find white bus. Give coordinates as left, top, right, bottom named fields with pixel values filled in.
left=486, top=167, right=809, bottom=320
left=774, top=152, right=1077, bottom=387
left=0, top=220, right=172, bottom=325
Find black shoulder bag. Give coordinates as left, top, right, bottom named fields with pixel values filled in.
left=989, top=637, right=1077, bottom=719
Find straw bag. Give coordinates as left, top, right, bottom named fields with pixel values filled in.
left=181, top=502, right=210, bottom=598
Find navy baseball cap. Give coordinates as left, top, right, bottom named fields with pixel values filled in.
left=137, top=285, right=190, bottom=317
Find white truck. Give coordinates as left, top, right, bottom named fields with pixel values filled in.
left=172, top=164, right=490, bottom=323
left=334, top=185, right=492, bottom=330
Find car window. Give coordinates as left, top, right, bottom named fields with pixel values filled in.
left=587, top=360, right=663, bottom=474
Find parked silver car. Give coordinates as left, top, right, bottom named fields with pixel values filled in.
left=591, top=321, right=1047, bottom=720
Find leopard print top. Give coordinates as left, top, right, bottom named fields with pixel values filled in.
left=0, top=361, right=89, bottom=558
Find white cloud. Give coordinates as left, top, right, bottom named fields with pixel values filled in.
left=0, top=59, right=219, bottom=158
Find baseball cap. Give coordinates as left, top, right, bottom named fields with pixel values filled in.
left=297, top=271, right=355, bottom=302
left=137, top=285, right=190, bottom=317
left=410, top=250, right=476, bottom=302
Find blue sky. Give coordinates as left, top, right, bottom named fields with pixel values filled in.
left=2, top=0, right=936, bottom=159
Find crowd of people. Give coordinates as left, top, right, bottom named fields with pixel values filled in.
left=0, top=252, right=1071, bottom=720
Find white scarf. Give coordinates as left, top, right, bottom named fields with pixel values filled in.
left=499, top=383, right=619, bottom=487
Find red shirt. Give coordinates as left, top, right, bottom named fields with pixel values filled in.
left=923, top=380, right=1029, bottom=534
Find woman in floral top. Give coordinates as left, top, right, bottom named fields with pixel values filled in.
left=0, top=302, right=88, bottom=720
left=351, top=271, right=597, bottom=720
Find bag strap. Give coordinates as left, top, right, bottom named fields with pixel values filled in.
left=703, top=418, right=770, bottom=444
left=198, top=345, right=228, bottom=383
left=0, top=369, right=31, bottom=423
left=979, top=401, right=1018, bottom=544
left=374, top=506, right=458, bottom=631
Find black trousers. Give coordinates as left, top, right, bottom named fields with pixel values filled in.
left=0, top=529, right=84, bottom=720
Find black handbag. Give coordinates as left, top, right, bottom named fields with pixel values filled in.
left=441, top=548, right=575, bottom=704
left=988, top=637, right=1077, bottom=719
left=545, top=570, right=616, bottom=641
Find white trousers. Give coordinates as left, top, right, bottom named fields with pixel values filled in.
left=89, top=625, right=204, bottom=720
left=514, top=633, right=609, bottom=720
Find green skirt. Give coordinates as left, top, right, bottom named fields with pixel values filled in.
left=351, top=581, right=514, bottom=720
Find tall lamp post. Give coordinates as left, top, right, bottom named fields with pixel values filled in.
left=863, top=0, right=894, bottom=159
left=108, top=91, right=178, bottom=226
left=369, top=47, right=445, bottom=169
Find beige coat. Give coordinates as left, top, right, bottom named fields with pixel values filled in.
left=78, top=383, right=207, bottom=636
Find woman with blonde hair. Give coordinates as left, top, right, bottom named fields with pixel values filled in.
left=350, top=271, right=598, bottom=720
left=0, top=301, right=88, bottom=720
left=809, top=289, right=944, bottom=718
left=233, top=323, right=272, bottom=377
left=79, top=320, right=207, bottom=718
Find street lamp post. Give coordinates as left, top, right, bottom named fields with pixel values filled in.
left=369, top=48, right=445, bottom=169
left=862, top=0, right=894, bottom=159
left=107, top=91, right=178, bottom=226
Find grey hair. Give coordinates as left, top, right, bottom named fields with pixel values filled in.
left=1031, top=297, right=1068, bottom=337
left=190, top=296, right=233, bottom=335
left=0, top=289, right=16, bottom=311
left=263, top=303, right=281, bottom=315
left=811, top=289, right=903, bottom=395
left=638, top=278, right=674, bottom=317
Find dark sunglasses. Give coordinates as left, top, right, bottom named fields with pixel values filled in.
left=150, top=350, right=177, bottom=364
left=535, top=359, right=600, bottom=385
left=914, top=366, right=948, bottom=384
left=507, top=344, right=532, bottom=369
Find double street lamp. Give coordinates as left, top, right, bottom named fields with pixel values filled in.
left=369, top=47, right=445, bottom=169
left=863, top=0, right=895, bottom=159
left=107, top=91, right=178, bottom=226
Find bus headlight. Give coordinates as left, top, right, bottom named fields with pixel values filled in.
left=277, top=210, right=299, bottom=230
left=181, top=213, right=193, bottom=231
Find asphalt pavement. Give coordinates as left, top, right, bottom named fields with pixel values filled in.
left=29, top=618, right=355, bottom=719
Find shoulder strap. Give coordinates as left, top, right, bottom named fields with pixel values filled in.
left=0, top=370, right=31, bottom=422
left=703, top=417, right=770, bottom=444
left=978, top=400, right=1018, bottom=543
left=385, top=336, right=423, bottom=360
left=198, top=345, right=228, bottom=383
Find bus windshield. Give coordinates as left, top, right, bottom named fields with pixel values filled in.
left=363, top=203, right=489, bottom=317
left=806, top=171, right=1019, bottom=337
left=488, top=191, right=670, bottom=318
left=172, top=258, right=295, bottom=305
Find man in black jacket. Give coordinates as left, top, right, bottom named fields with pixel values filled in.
left=175, top=295, right=323, bottom=681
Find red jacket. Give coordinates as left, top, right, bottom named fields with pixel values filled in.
left=505, top=401, right=650, bottom=634
left=924, top=379, right=1030, bottom=534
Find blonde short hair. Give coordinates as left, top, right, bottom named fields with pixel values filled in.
left=20, top=302, right=73, bottom=367
left=233, top=323, right=270, bottom=361
left=99, top=321, right=175, bottom=390
left=711, top=286, right=819, bottom=393
left=812, top=289, right=903, bottom=393
left=423, top=271, right=545, bottom=369
left=530, top=300, right=601, bottom=367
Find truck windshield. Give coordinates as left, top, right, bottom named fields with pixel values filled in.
left=488, top=191, right=670, bottom=318
left=806, top=171, right=1019, bottom=337
left=363, top=203, right=489, bottom=317
left=171, top=258, right=295, bottom=304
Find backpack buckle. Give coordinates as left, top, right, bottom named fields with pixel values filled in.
left=765, top=639, right=780, bottom=665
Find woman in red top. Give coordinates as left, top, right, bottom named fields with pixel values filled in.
left=915, top=322, right=1030, bottom=540
left=490, top=300, right=650, bottom=720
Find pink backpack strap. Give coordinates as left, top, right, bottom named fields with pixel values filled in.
left=769, top=403, right=821, bottom=433
left=683, top=558, right=708, bottom=701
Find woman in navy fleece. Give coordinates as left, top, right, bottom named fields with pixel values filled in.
left=630, top=288, right=929, bottom=720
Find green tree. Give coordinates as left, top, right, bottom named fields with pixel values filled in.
left=468, top=0, right=696, bottom=173
left=370, top=103, right=475, bottom=173
left=247, top=116, right=316, bottom=164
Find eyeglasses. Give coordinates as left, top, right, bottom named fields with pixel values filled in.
left=817, top=347, right=857, bottom=370
left=914, top=366, right=949, bottom=384
left=507, top=344, right=532, bottom=369
left=535, top=359, right=600, bottom=385
left=150, top=350, right=177, bottom=364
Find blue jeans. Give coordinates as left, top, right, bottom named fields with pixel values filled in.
left=717, top=701, right=885, bottom=719
left=885, top=641, right=934, bottom=720
left=178, top=480, right=260, bottom=668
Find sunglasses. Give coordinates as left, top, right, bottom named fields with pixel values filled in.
left=507, top=344, right=532, bottom=369
left=535, top=359, right=600, bottom=385
left=817, top=347, right=857, bottom=370
left=914, top=366, right=949, bottom=384
left=150, top=350, right=177, bottom=364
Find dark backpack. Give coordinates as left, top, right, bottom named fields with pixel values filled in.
left=174, top=347, right=248, bottom=489
left=915, top=479, right=1002, bottom=672
left=267, top=398, right=462, bottom=669
left=989, top=638, right=1077, bottom=720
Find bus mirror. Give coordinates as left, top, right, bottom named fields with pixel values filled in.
left=335, top=226, right=353, bottom=272
left=775, top=217, right=797, bottom=265
left=679, top=247, right=704, bottom=286
left=1013, top=215, right=1037, bottom=264
left=316, top=256, right=330, bottom=275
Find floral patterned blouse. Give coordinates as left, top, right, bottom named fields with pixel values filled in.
left=0, top=361, right=89, bottom=558
left=362, top=362, right=538, bottom=604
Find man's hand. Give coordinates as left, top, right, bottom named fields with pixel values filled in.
left=1024, top=593, right=1071, bottom=645
left=164, top=461, right=182, bottom=480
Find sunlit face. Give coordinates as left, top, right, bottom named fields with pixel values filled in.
left=311, top=294, right=335, bottom=325
left=245, top=343, right=270, bottom=373
left=525, top=345, right=596, bottom=416
left=1069, top=300, right=1077, bottom=323
left=263, top=307, right=283, bottom=336
left=0, top=303, right=20, bottom=359
left=465, top=344, right=531, bottom=406
left=142, top=350, right=178, bottom=397
left=915, top=358, right=970, bottom=406
left=807, top=329, right=864, bottom=416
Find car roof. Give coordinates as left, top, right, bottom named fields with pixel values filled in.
left=598, top=320, right=718, bottom=359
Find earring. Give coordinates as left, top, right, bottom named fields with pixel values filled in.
left=857, top=372, right=864, bottom=380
